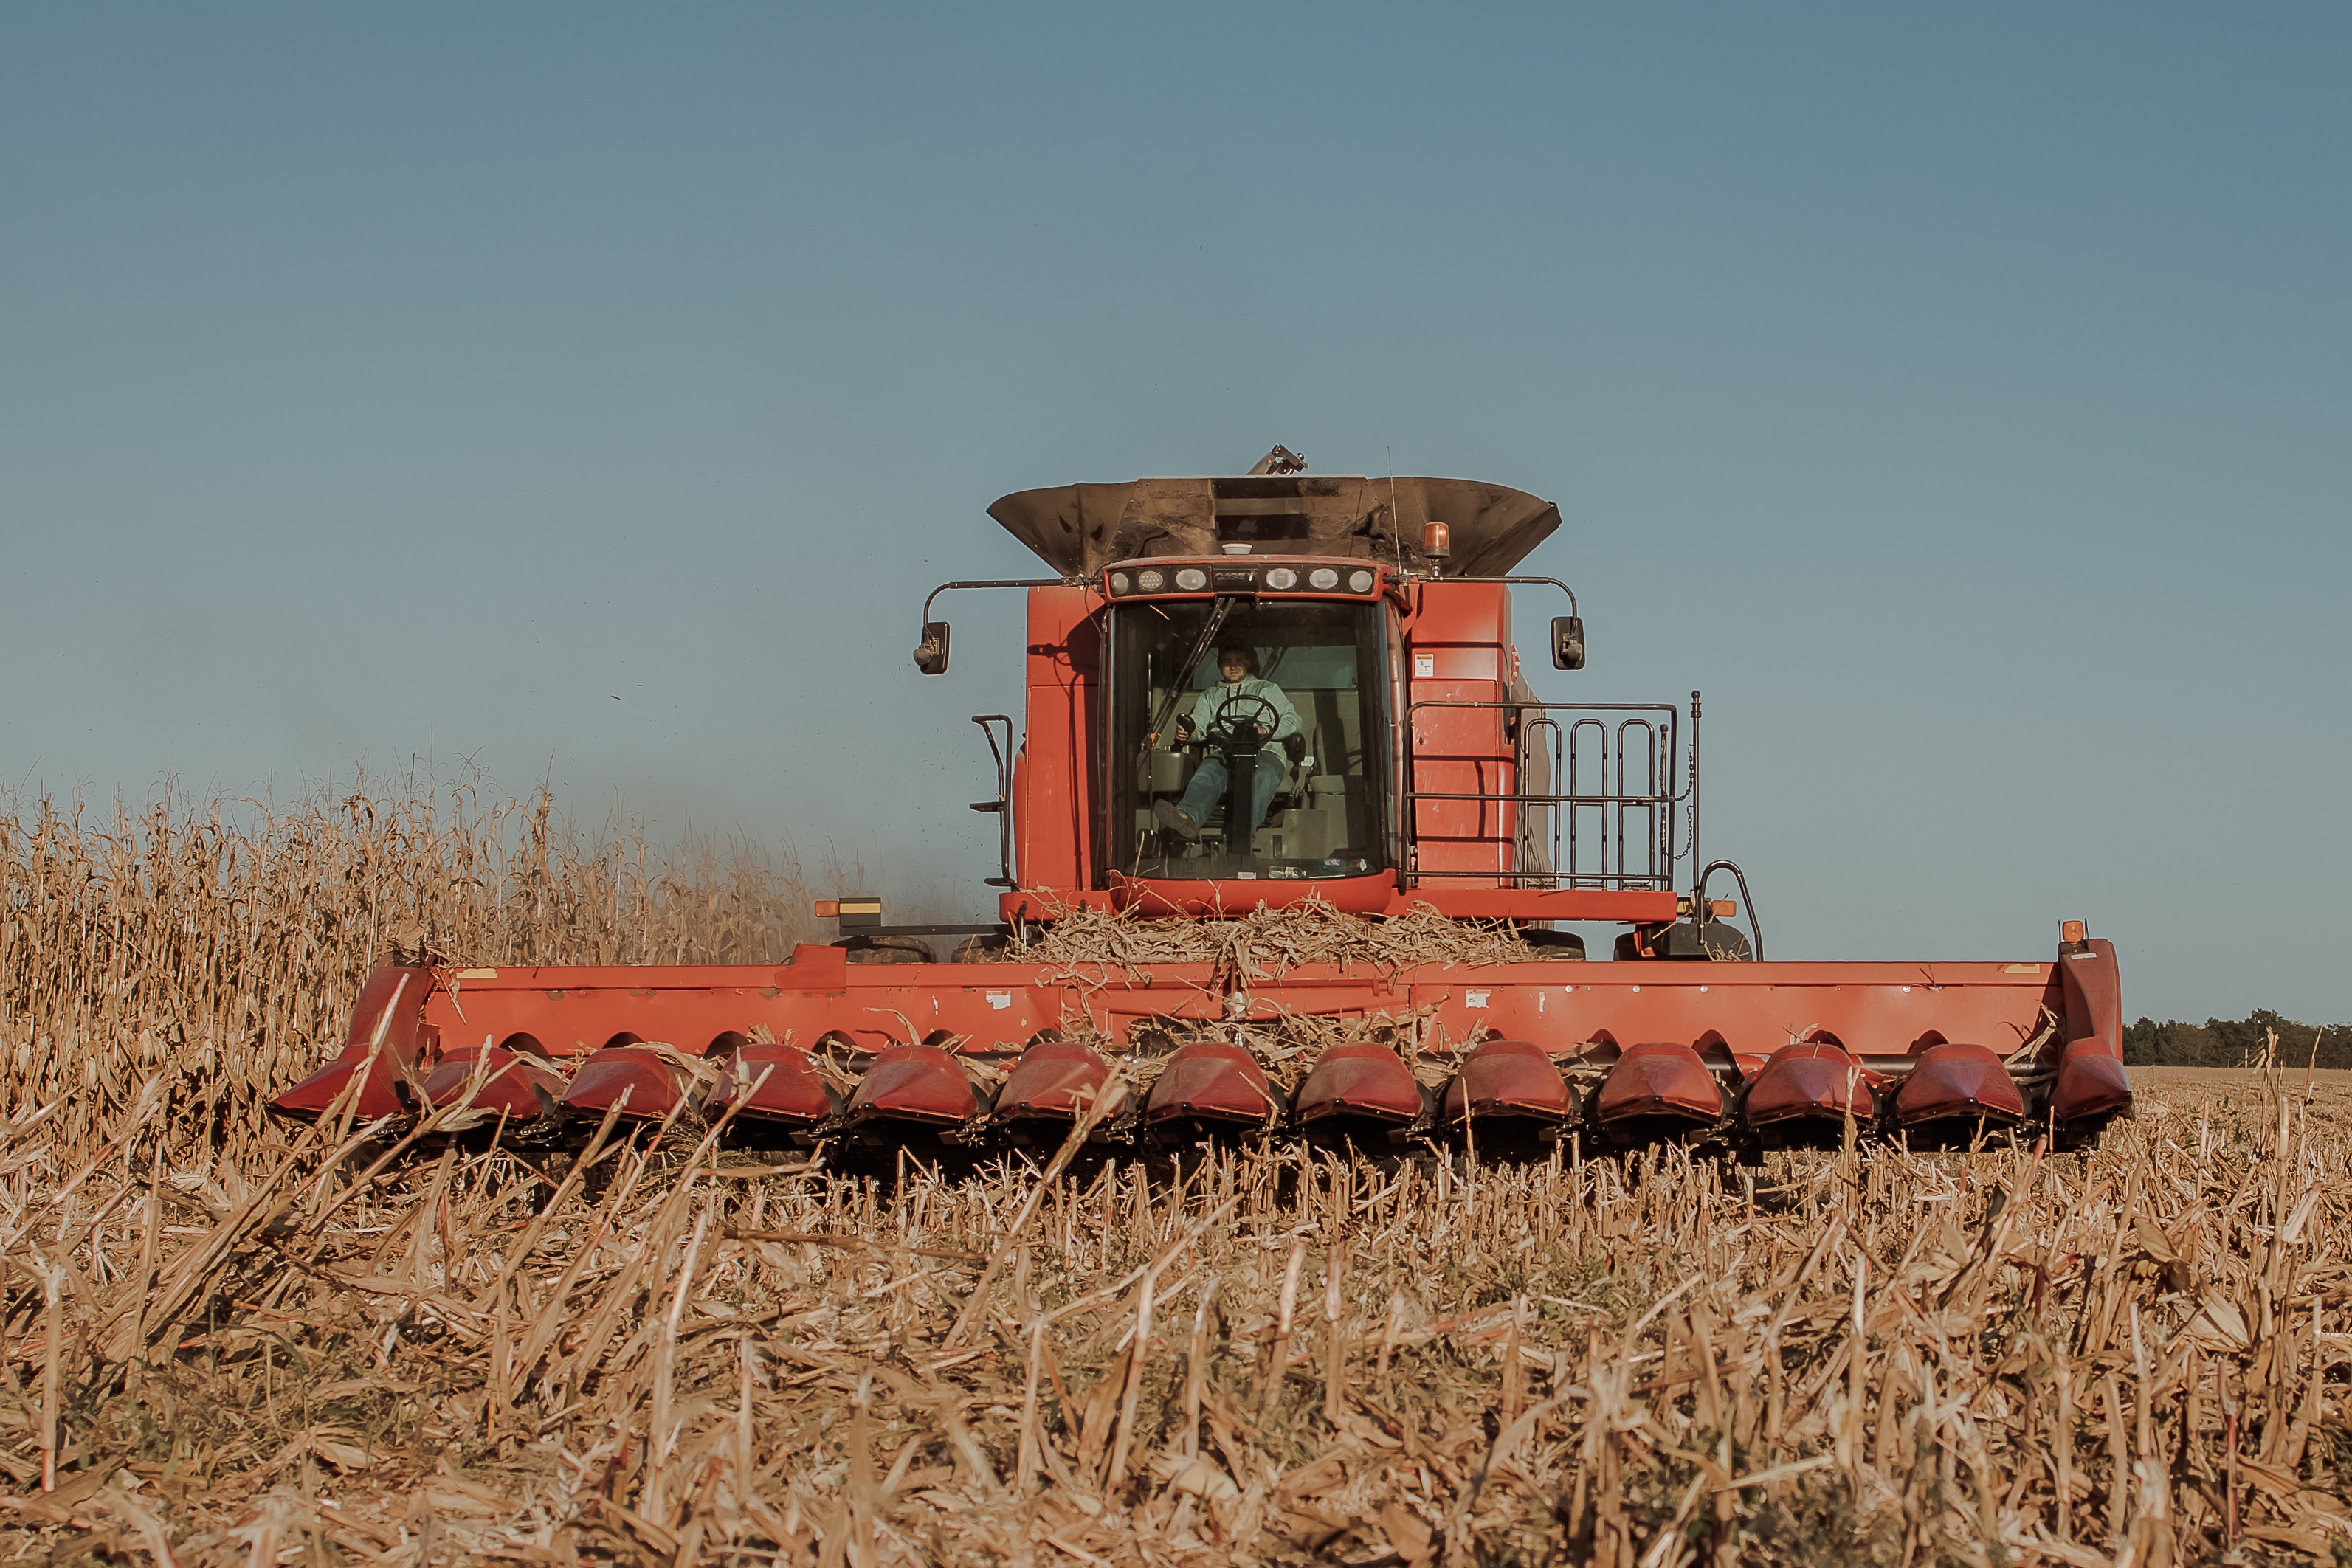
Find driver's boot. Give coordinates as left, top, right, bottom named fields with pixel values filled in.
left=1153, top=802, right=1203, bottom=840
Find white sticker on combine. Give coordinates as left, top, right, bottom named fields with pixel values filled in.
left=1414, top=655, right=1435, bottom=677
left=1466, top=990, right=1491, bottom=1009
left=987, top=992, right=1013, bottom=1010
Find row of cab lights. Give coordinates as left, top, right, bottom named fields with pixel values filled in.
left=1104, top=564, right=1382, bottom=595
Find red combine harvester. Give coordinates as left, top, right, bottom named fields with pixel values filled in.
left=273, top=449, right=2134, bottom=1158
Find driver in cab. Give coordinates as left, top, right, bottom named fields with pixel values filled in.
left=1154, top=643, right=1303, bottom=841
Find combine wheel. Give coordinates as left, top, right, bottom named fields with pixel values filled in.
left=838, top=933, right=936, bottom=964
left=1611, top=919, right=1751, bottom=961
left=1515, top=928, right=1587, bottom=959
left=2050, top=1111, right=2119, bottom=1154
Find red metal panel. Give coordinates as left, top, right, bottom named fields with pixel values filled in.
left=2055, top=939, right=2122, bottom=1057
left=416, top=953, right=850, bottom=1058
left=2050, top=938, right=2129, bottom=1124
left=325, top=957, right=2071, bottom=1078
left=561, top=1046, right=689, bottom=1121
left=1143, top=1040, right=1279, bottom=1127
left=1414, top=647, right=1506, bottom=680
left=1440, top=1037, right=1575, bottom=1123
left=996, top=1040, right=1124, bottom=1122
left=1101, top=871, right=1397, bottom=917
left=267, top=966, right=435, bottom=1119
left=848, top=1043, right=990, bottom=1126
left=1015, top=585, right=1103, bottom=894
left=1402, top=581, right=1518, bottom=888
left=1890, top=1043, right=2024, bottom=1126
left=275, top=950, right=2119, bottom=1136
left=1015, top=885, right=1681, bottom=924
left=1435, top=964, right=2056, bottom=1070
left=2053, top=1040, right=2133, bottom=1123
left=1743, top=1042, right=1875, bottom=1127
left=1406, top=580, right=1513, bottom=652
left=1593, top=1042, right=1723, bottom=1125
left=1409, top=686, right=1509, bottom=882
left=1394, top=888, right=1680, bottom=923
left=713, top=1044, right=835, bottom=1126
left=420, top=1044, right=568, bottom=1122
left=1294, top=1043, right=1421, bottom=1125
left=1410, top=694, right=1508, bottom=751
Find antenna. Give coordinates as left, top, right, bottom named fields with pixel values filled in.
left=1387, top=446, right=1402, bottom=573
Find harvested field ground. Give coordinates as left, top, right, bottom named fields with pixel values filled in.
left=4, top=788, right=2348, bottom=1565
left=2137, top=1068, right=2352, bottom=1091
left=2, top=1073, right=2347, bottom=1568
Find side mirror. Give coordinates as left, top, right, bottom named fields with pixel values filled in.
left=1550, top=615, right=1585, bottom=671
left=913, top=621, right=951, bottom=675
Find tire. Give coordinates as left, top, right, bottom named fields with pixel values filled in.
left=838, top=934, right=936, bottom=964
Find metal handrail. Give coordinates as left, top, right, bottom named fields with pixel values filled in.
left=970, top=715, right=1017, bottom=889
left=1403, top=697, right=1697, bottom=894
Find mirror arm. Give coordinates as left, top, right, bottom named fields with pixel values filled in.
left=920, top=577, right=1069, bottom=623
left=1438, top=574, right=1578, bottom=617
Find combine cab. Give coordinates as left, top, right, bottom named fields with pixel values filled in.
left=274, top=449, right=2132, bottom=1158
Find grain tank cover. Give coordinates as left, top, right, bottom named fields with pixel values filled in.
left=988, top=473, right=1560, bottom=578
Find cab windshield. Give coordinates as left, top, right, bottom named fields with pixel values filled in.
left=1107, top=597, right=1392, bottom=882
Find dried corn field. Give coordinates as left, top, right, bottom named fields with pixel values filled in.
left=1, top=1067, right=2348, bottom=1567
left=0, top=776, right=822, bottom=1166
left=5, top=784, right=2352, bottom=1567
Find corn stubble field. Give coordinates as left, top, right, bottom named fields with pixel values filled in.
left=3, top=784, right=2349, bottom=1567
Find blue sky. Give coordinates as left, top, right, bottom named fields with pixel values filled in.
left=2, top=4, right=2345, bottom=1022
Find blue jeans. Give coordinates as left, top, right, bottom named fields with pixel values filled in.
left=1179, top=750, right=1285, bottom=837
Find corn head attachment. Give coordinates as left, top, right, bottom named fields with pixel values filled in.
left=272, top=928, right=2130, bottom=1157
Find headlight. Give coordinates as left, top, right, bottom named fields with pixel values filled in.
left=1264, top=567, right=1297, bottom=590
left=1174, top=567, right=1208, bottom=591
left=1347, top=568, right=1376, bottom=593
left=1308, top=567, right=1340, bottom=590
left=1137, top=569, right=1165, bottom=591
left=1108, top=571, right=1131, bottom=594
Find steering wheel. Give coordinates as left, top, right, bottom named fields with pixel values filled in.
left=1198, top=692, right=1280, bottom=747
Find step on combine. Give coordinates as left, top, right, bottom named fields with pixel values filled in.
left=274, top=449, right=2134, bottom=1160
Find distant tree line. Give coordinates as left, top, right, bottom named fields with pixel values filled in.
left=2122, top=1009, right=2352, bottom=1069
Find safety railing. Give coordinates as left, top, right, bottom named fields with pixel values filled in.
left=1402, top=698, right=1697, bottom=893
